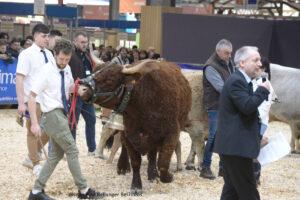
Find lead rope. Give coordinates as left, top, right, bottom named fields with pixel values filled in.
left=69, top=78, right=80, bottom=130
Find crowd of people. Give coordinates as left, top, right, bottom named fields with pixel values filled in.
left=1, top=22, right=276, bottom=200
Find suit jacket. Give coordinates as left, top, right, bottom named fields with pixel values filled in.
left=213, top=70, right=269, bottom=158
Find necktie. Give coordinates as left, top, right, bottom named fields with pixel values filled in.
left=249, top=82, right=253, bottom=94
left=41, top=49, right=48, bottom=63
left=60, top=71, right=68, bottom=115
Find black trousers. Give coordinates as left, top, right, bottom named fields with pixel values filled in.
left=220, top=154, right=260, bottom=200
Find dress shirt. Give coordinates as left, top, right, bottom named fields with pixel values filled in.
left=16, top=43, right=55, bottom=103
left=30, top=60, right=74, bottom=113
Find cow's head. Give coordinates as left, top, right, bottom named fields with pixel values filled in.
left=78, top=59, right=158, bottom=111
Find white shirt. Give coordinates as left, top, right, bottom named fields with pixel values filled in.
left=31, top=60, right=74, bottom=113
left=16, top=43, right=55, bottom=103
left=252, top=77, right=276, bottom=125
left=238, top=68, right=252, bottom=84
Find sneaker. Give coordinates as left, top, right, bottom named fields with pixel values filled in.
left=78, top=188, right=103, bottom=199
left=200, top=167, right=216, bottom=180
left=33, top=165, right=42, bottom=177
left=28, top=191, right=54, bottom=200
left=22, top=155, right=33, bottom=169
left=87, top=151, right=96, bottom=157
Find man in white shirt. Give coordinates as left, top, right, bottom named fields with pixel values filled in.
left=16, top=24, right=55, bottom=175
left=27, top=39, right=102, bottom=200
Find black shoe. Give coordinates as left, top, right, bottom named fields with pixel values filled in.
left=78, top=188, right=103, bottom=199
left=28, top=191, right=54, bottom=200
left=200, top=167, right=216, bottom=180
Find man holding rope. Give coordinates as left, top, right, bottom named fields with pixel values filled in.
left=27, top=38, right=102, bottom=199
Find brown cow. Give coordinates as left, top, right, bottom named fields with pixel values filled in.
left=96, top=70, right=208, bottom=171
left=78, top=59, right=192, bottom=193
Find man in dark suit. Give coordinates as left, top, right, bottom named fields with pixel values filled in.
left=213, top=46, right=270, bottom=200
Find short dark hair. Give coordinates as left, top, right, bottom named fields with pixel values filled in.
left=10, top=37, right=20, bottom=44
left=0, top=32, right=9, bottom=40
left=53, top=38, right=74, bottom=56
left=50, top=29, right=63, bottom=37
left=32, top=24, right=49, bottom=36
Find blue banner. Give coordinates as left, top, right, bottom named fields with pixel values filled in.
left=0, top=59, right=17, bottom=105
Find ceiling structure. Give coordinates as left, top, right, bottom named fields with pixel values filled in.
left=176, top=0, right=300, bottom=17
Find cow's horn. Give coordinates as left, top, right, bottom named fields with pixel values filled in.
left=122, top=59, right=158, bottom=74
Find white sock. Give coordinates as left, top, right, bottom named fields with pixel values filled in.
left=32, top=189, right=42, bottom=194
left=80, top=187, right=89, bottom=194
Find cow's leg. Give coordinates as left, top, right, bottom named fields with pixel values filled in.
left=117, top=143, right=131, bottom=175
left=96, top=125, right=116, bottom=159
left=107, top=132, right=122, bottom=164
left=175, top=140, right=183, bottom=171
left=195, top=134, right=205, bottom=170
left=147, top=148, right=159, bottom=182
left=158, top=130, right=180, bottom=183
left=291, top=122, right=300, bottom=154
left=185, top=140, right=196, bottom=170
left=122, top=136, right=143, bottom=193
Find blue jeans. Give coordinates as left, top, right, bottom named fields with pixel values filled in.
left=71, top=97, right=96, bottom=152
left=202, top=110, right=218, bottom=168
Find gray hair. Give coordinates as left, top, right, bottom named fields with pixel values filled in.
left=53, top=38, right=74, bottom=56
left=215, top=39, right=232, bottom=51
left=234, top=46, right=259, bottom=68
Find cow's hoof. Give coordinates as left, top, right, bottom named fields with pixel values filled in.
left=148, top=169, right=159, bottom=182
left=160, top=171, right=173, bottom=183
left=130, top=188, right=143, bottom=196
left=176, top=164, right=183, bottom=171
left=185, top=165, right=196, bottom=170
left=117, top=167, right=131, bottom=175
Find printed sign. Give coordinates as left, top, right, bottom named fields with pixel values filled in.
left=0, top=59, right=17, bottom=105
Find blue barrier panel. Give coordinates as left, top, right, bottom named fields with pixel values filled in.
left=178, top=63, right=204, bottom=71
left=0, top=59, right=17, bottom=105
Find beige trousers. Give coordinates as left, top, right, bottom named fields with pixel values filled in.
left=25, top=103, right=49, bottom=166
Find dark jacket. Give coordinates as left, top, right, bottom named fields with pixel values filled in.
left=213, top=70, right=269, bottom=158
left=69, top=47, right=94, bottom=79
left=203, top=52, right=234, bottom=110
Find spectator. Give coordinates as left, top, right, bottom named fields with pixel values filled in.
left=0, top=39, right=14, bottom=63
left=20, top=39, right=33, bottom=51
left=139, top=50, right=148, bottom=60
left=147, top=46, right=156, bottom=59
left=48, top=29, right=63, bottom=53
left=7, top=37, right=21, bottom=58
left=111, top=47, right=130, bottom=66
left=69, top=32, right=97, bottom=156
left=200, top=39, right=235, bottom=180
left=0, top=32, right=9, bottom=43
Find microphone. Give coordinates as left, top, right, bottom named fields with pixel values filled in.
left=261, top=76, right=268, bottom=101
